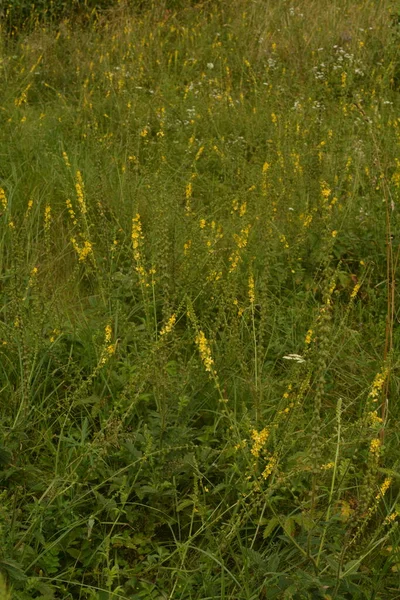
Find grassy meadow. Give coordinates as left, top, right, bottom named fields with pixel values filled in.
left=1, top=0, right=400, bottom=597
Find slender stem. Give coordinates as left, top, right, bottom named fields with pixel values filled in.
left=316, top=398, right=342, bottom=567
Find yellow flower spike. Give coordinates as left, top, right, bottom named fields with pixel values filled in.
left=350, top=282, right=361, bottom=300
left=262, top=455, right=277, bottom=479
left=320, top=181, right=331, bottom=199
left=104, top=324, right=112, bottom=344
left=70, top=237, right=93, bottom=263
left=62, top=151, right=71, bottom=169
left=369, top=438, right=381, bottom=455
left=75, top=171, right=87, bottom=215
left=28, top=266, right=38, bottom=288
left=185, top=182, right=193, bottom=199
left=195, top=330, right=215, bottom=373
left=305, top=329, right=313, bottom=345
left=279, top=234, right=289, bottom=249
left=369, top=410, right=383, bottom=426
left=239, top=202, right=247, bottom=217
left=250, top=428, right=269, bottom=458
left=0, top=188, right=8, bottom=211
left=44, top=205, right=51, bottom=231
left=385, top=511, right=398, bottom=525
left=320, top=462, right=334, bottom=470
left=195, top=146, right=204, bottom=161
left=376, top=477, right=392, bottom=499
left=131, top=213, right=148, bottom=286
left=160, top=313, right=177, bottom=336
left=79, top=241, right=93, bottom=262
left=248, top=273, right=255, bottom=305
left=369, top=368, right=389, bottom=403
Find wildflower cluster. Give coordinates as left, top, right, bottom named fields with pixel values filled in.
left=99, top=324, right=116, bottom=366
left=368, top=368, right=388, bottom=404
left=14, top=83, right=31, bottom=107
left=66, top=199, right=78, bottom=226
left=250, top=428, right=269, bottom=458
left=132, top=213, right=151, bottom=287
left=199, top=219, right=223, bottom=255
left=248, top=273, right=255, bottom=305
left=229, top=224, right=251, bottom=272
left=0, top=188, right=7, bottom=211
left=160, top=313, right=177, bottom=337
left=44, top=205, right=51, bottom=230
left=71, top=238, right=93, bottom=262
left=75, top=171, right=87, bottom=215
left=195, top=330, right=215, bottom=374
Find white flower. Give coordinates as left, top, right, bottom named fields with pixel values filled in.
left=283, top=354, right=305, bottom=363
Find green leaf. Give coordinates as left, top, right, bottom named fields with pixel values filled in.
left=283, top=516, right=296, bottom=537
left=342, top=559, right=360, bottom=577
left=263, top=517, right=280, bottom=539
left=0, top=559, right=27, bottom=582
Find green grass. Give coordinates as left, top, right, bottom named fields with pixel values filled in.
left=1, top=1, right=400, bottom=598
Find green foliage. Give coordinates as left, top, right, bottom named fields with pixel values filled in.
left=0, top=0, right=400, bottom=598
left=1, top=0, right=125, bottom=34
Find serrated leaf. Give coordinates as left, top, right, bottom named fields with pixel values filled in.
left=0, top=559, right=27, bottom=582
left=283, top=516, right=296, bottom=537
left=263, top=517, right=280, bottom=539
left=176, top=499, right=194, bottom=512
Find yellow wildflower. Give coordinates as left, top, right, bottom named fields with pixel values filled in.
left=369, top=438, right=381, bottom=455
left=132, top=214, right=149, bottom=284
left=239, top=202, right=247, bottom=217
left=44, top=205, right=51, bottom=230
left=75, top=171, right=87, bottom=215
left=250, top=428, right=269, bottom=458
left=350, top=282, right=361, bottom=300
left=160, top=313, right=177, bottom=336
left=248, top=273, right=255, bottom=305
left=280, top=234, right=289, bottom=249
left=262, top=455, right=277, bottom=479
left=320, top=181, right=331, bottom=199
left=369, top=410, right=383, bottom=426
left=0, top=188, right=8, bottom=210
left=71, top=237, right=93, bottom=262
left=66, top=199, right=78, bottom=225
left=28, top=266, right=38, bottom=287
left=320, top=462, right=334, bottom=470
left=105, top=324, right=112, bottom=344
left=62, top=151, right=71, bottom=168
left=369, top=368, right=388, bottom=403
left=195, top=146, right=204, bottom=161
left=385, top=512, right=398, bottom=525
left=376, top=477, right=392, bottom=499
left=195, top=330, right=214, bottom=373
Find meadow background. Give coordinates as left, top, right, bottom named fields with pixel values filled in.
left=1, top=0, right=400, bottom=598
